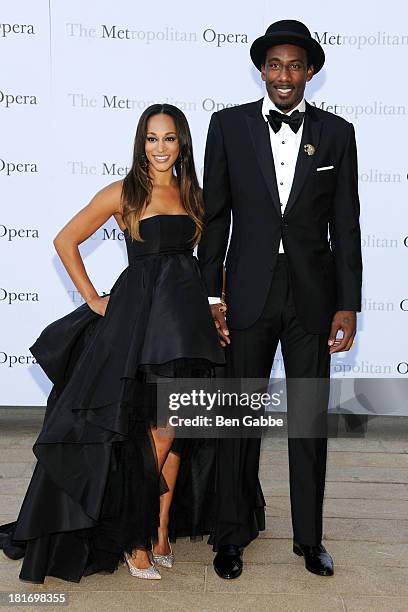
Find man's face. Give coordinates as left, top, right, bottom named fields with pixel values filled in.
left=261, top=44, right=314, bottom=112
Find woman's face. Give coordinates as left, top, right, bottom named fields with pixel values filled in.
left=145, top=113, right=180, bottom=173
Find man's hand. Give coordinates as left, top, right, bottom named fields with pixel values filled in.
left=210, top=304, right=230, bottom=347
left=328, top=310, right=356, bottom=354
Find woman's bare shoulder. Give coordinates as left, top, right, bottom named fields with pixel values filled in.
left=94, top=179, right=124, bottom=212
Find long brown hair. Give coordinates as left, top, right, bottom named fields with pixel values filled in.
left=121, top=104, right=204, bottom=243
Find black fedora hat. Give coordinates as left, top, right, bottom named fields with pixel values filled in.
left=250, top=19, right=325, bottom=73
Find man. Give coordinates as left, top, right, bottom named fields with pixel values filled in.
left=198, top=20, right=362, bottom=579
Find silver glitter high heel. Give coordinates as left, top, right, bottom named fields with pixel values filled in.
left=123, top=551, right=161, bottom=580
left=152, top=541, right=175, bottom=569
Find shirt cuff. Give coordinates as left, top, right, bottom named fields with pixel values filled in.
left=208, top=297, right=222, bottom=304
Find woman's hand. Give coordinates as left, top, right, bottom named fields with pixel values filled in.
left=87, top=295, right=110, bottom=317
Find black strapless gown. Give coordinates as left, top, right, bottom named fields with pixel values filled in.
left=0, top=215, right=225, bottom=583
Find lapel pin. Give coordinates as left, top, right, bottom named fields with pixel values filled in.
left=304, top=144, right=316, bottom=156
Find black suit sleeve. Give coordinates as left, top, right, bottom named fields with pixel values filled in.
left=197, top=112, right=232, bottom=296
left=329, top=122, right=362, bottom=311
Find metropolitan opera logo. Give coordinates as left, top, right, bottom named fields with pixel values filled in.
left=86, top=226, right=125, bottom=242
left=360, top=298, right=408, bottom=313
left=67, top=161, right=130, bottom=177
left=0, top=289, right=39, bottom=305
left=0, top=23, right=35, bottom=37
left=202, top=29, right=248, bottom=47
left=361, top=234, right=397, bottom=249
left=0, top=159, right=38, bottom=175
left=0, top=90, right=38, bottom=108
left=331, top=360, right=393, bottom=376
left=313, top=30, right=408, bottom=50
left=67, top=92, right=243, bottom=113
left=0, top=352, right=37, bottom=368
left=0, top=225, right=39, bottom=241
left=67, top=92, right=197, bottom=112
left=359, top=169, right=404, bottom=183
left=309, top=100, right=408, bottom=120
left=362, top=298, right=395, bottom=312
left=65, top=23, right=197, bottom=43
left=65, top=22, right=248, bottom=48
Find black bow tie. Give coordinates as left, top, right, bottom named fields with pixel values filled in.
left=266, top=109, right=305, bottom=134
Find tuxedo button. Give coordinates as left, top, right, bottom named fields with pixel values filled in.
left=282, top=223, right=288, bottom=228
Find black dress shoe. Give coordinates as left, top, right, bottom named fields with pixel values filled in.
left=213, top=545, right=243, bottom=579
left=293, top=542, right=334, bottom=576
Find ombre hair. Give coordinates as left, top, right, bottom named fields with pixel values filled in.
left=121, top=104, right=203, bottom=243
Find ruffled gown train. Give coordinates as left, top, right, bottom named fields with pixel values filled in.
left=0, top=215, right=225, bottom=582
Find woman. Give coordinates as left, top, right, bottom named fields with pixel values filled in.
left=0, top=104, right=225, bottom=582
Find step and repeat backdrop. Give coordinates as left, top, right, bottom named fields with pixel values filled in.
left=1, top=0, right=407, bottom=412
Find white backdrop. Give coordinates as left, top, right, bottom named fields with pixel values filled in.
left=1, top=0, right=407, bottom=411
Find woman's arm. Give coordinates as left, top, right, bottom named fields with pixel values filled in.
left=53, top=180, right=123, bottom=315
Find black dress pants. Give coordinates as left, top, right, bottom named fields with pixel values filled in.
left=213, top=255, right=331, bottom=549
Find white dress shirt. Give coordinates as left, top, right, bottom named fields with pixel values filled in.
left=262, top=95, right=306, bottom=252
left=208, top=96, right=306, bottom=303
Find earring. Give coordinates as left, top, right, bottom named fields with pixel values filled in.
left=140, top=154, right=148, bottom=169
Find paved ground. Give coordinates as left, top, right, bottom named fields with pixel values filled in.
left=0, top=409, right=407, bottom=612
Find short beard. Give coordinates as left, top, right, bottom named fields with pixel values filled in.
left=266, top=82, right=305, bottom=113
left=274, top=101, right=294, bottom=111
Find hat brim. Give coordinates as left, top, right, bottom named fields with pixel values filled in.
left=250, top=31, right=325, bottom=73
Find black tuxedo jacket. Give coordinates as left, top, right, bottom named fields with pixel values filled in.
left=197, top=99, right=363, bottom=333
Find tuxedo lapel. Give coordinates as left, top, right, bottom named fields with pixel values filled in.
left=245, top=106, right=281, bottom=216
left=284, top=102, right=322, bottom=217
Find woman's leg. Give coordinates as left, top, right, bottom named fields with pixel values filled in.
left=128, top=424, right=175, bottom=568
left=153, top=451, right=180, bottom=555
left=151, top=424, right=175, bottom=472
left=150, top=425, right=180, bottom=555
